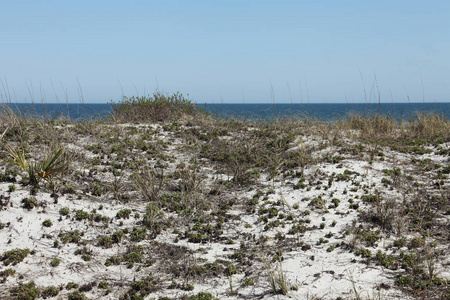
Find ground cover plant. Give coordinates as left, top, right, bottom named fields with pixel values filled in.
left=0, top=96, right=448, bottom=299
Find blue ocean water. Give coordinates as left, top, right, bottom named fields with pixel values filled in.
left=203, top=102, right=450, bottom=121
left=2, top=103, right=112, bottom=121
left=2, top=102, right=450, bottom=121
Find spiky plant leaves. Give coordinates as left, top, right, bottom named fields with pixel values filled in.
left=36, top=147, right=69, bottom=181
left=5, top=145, right=28, bottom=171
left=5, top=145, right=70, bottom=186
left=33, top=147, right=70, bottom=185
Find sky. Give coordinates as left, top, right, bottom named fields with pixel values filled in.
left=1, top=1, right=449, bottom=103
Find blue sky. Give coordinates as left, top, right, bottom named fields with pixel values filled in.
left=1, top=1, right=449, bottom=103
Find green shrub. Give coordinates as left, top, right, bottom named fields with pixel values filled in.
left=41, top=286, right=59, bottom=298
left=75, top=210, right=89, bottom=221
left=66, top=282, right=79, bottom=290
left=89, top=182, right=103, bottom=196
left=189, top=292, right=217, bottom=300
left=116, top=209, right=132, bottom=219
left=242, top=278, right=255, bottom=286
left=67, top=290, right=87, bottom=300
left=50, top=258, right=61, bottom=267
left=59, top=230, right=82, bottom=244
left=119, top=275, right=159, bottom=299
left=111, top=92, right=201, bottom=122
left=0, top=267, right=16, bottom=275
left=112, top=230, right=125, bottom=243
left=9, top=281, right=40, bottom=300
left=97, top=236, right=113, bottom=248
left=42, top=219, right=53, bottom=227
left=21, top=197, right=38, bottom=210
left=8, top=184, right=16, bottom=192
left=1, top=248, right=31, bottom=266
left=59, top=207, right=70, bottom=216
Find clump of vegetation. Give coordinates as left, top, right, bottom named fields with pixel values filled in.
left=5, top=145, right=70, bottom=187
left=111, top=92, right=203, bottom=122
left=42, top=219, right=53, bottom=227
left=116, top=208, right=132, bottom=219
left=50, top=257, right=61, bottom=267
left=59, top=207, right=70, bottom=216
left=41, top=286, right=59, bottom=298
left=21, top=197, right=38, bottom=210
left=9, top=281, right=41, bottom=299
left=1, top=248, right=31, bottom=266
left=119, top=275, right=159, bottom=299
left=59, top=230, right=82, bottom=244
left=67, top=290, right=87, bottom=300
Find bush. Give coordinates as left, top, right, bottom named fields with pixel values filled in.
left=42, top=219, right=53, bottom=227
left=9, top=281, right=40, bottom=300
left=59, top=207, right=70, bottom=216
left=97, top=236, right=113, bottom=248
left=119, top=275, right=159, bottom=299
left=21, top=197, right=38, bottom=210
left=41, top=286, right=59, bottom=298
left=75, top=210, right=89, bottom=221
left=116, top=209, right=132, bottom=219
left=111, top=92, right=202, bottom=122
left=1, top=248, right=31, bottom=266
left=68, top=290, right=87, bottom=300
left=50, top=258, right=61, bottom=267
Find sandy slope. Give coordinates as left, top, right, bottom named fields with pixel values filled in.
left=0, top=122, right=448, bottom=299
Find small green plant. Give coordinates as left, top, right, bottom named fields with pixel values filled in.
left=66, top=282, right=79, bottom=290
left=112, top=230, right=125, bottom=243
left=326, top=245, right=336, bottom=252
left=116, top=209, right=132, bottom=219
left=98, top=280, right=109, bottom=289
left=74, top=247, right=93, bottom=261
left=187, top=292, right=216, bottom=300
left=8, top=184, right=16, bottom=192
left=242, top=277, right=255, bottom=286
left=41, top=285, right=59, bottom=298
left=89, top=182, right=103, bottom=196
left=42, top=219, right=53, bottom=227
left=50, top=258, right=61, bottom=267
left=67, top=290, right=87, bottom=300
left=0, top=268, right=16, bottom=276
left=59, top=230, right=82, bottom=244
left=97, top=236, right=113, bottom=249
left=22, top=197, right=38, bottom=210
left=59, top=207, right=70, bottom=216
left=355, top=248, right=372, bottom=258
left=75, top=209, right=89, bottom=221
left=119, top=275, right=159, bottom=299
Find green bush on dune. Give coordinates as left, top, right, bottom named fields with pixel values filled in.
left=110, top=92, right=204, bottom=122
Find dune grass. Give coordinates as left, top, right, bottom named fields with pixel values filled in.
left=110, top=92, right=204, bottom=123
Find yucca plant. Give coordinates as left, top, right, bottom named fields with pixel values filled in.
left=5, top=145, right=70, bottom=186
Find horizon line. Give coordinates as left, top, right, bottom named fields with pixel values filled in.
left=2, top=101, right=449, bottom=105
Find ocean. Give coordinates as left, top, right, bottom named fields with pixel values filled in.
left=2, top=102, right=450, bottom=121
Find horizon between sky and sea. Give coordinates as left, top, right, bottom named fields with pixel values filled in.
left=2, top=101, right=450, bottom=122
